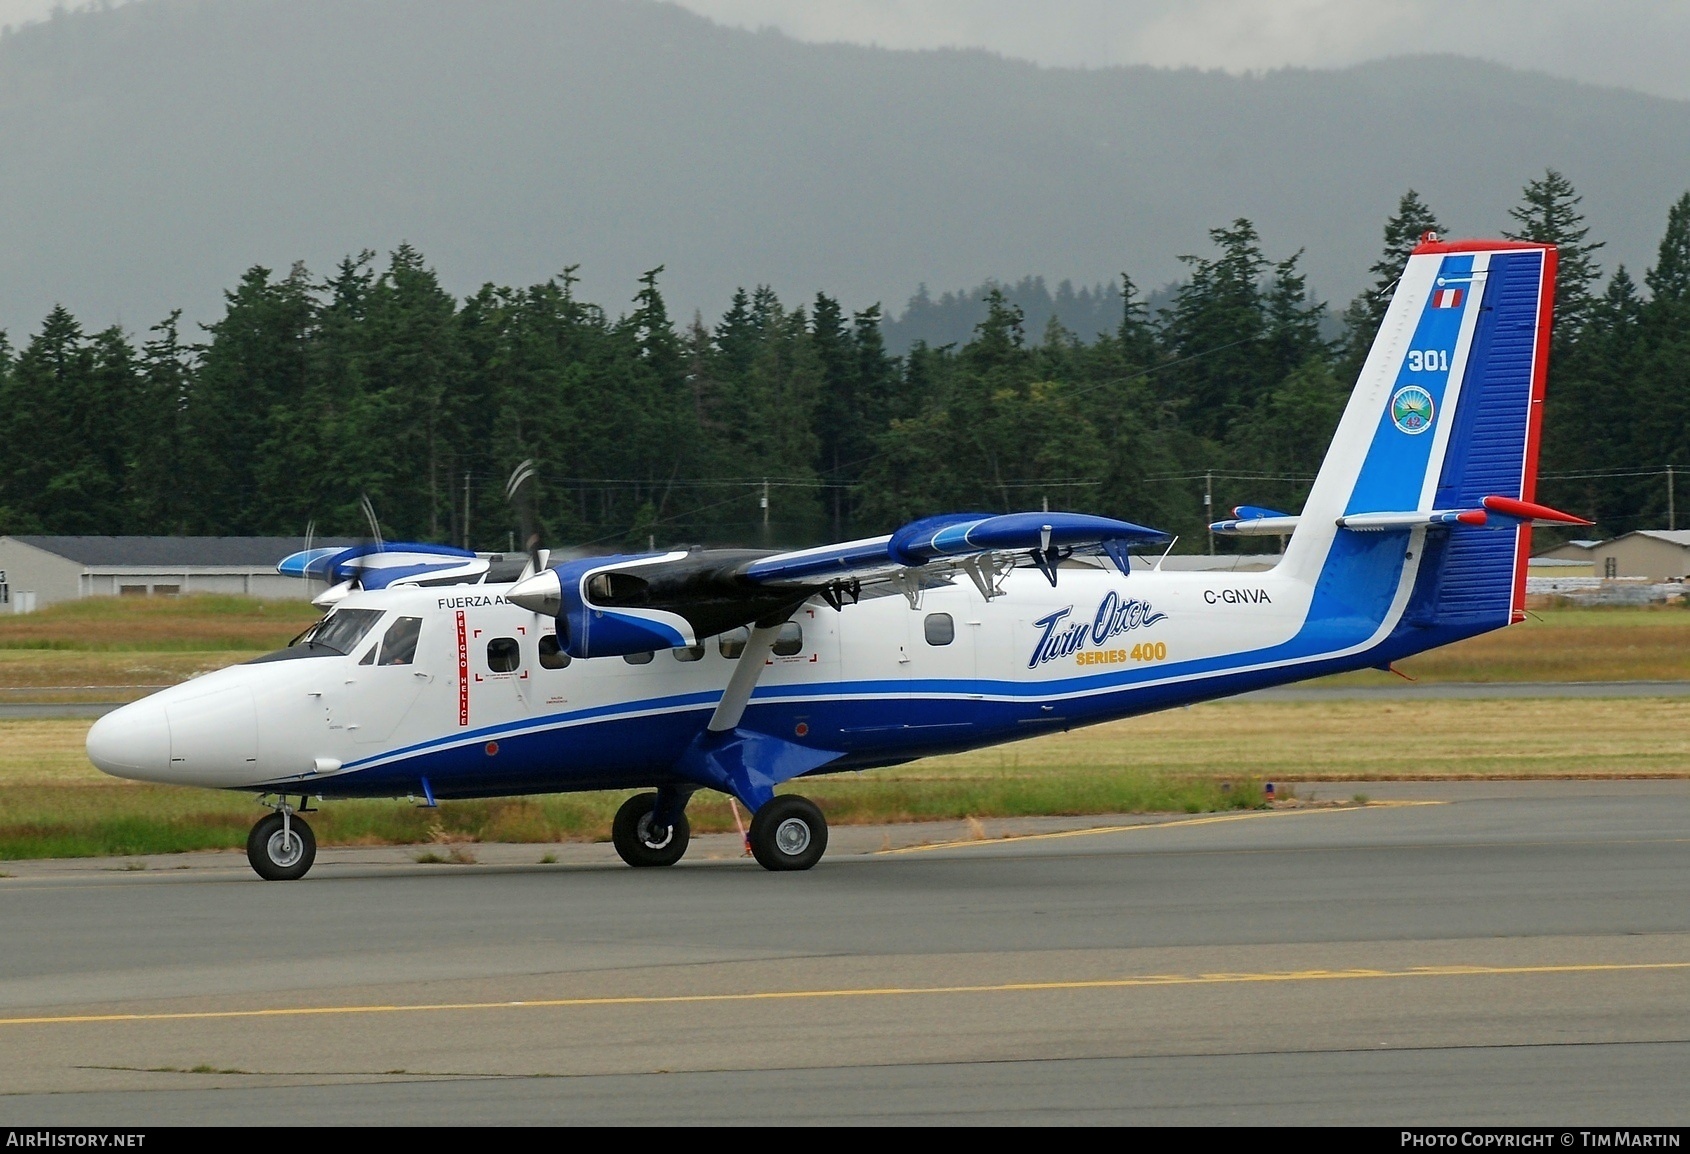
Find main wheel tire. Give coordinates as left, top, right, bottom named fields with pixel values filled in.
left=611, top=793, right=691, bottom=867
left=246, top=812, right=317, bottom=881
left=748, top=795, right=828, bottom=872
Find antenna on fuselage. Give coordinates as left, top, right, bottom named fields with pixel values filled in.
left=1152, top=536, right=1179, bottom=572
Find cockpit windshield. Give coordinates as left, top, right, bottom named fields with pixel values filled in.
left=297, top=608, right=385, bottom=655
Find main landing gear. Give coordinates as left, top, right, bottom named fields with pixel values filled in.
left=611, top=792, right=692, bottom=867
left=610, top=790, right=829, bottom=872
left=247, top=800, right=316, bottom=881
left=748, top=795, right=828, bottom=871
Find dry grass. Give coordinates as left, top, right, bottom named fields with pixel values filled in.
left=0, top=595, right=320, bottom=653
left=0, top=720, right=117, bottom=784
left=902, top=696, right=1690, bottom=780
left=1329, top=605, right=1690, bottom=684
left=0, top=650, right=268, bottom=697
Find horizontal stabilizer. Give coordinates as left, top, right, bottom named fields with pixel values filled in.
left=1211, top=507, right=1301, bottom=536
left=1335, top=496, right=1589, bottom=532
left=1336, top=509, right=1488, bottom=531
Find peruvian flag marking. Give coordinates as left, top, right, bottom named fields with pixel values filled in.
left=1433, top=288, right=1464, bottom=309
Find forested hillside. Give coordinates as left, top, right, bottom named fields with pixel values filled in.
left=2, top=176, right=1685, bottom=554
left=3, top=0, right=1689, bottom=335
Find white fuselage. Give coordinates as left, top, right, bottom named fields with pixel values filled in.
left=85, top=547, right=1429, bottom=798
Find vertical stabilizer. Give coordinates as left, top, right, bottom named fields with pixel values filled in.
left=1280, top=237, right=1557, bottom=627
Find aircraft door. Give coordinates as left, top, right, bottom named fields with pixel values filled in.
left=897, top=596, right=978, bottom=688
left=343, top=614, right=433, bottom=745
left=463, top=617, right=535, bottom=728
left=875, top=591, right=983, bottom=739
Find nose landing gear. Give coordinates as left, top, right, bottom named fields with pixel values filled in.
left=247, top=801, right=317, bottom=881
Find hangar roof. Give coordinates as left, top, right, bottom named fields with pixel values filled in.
left=7, top=536, right=359, bottom=568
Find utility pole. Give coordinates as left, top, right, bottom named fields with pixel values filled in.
left=1669, top=466, right=1676, bottom=531
left=1205, top=471, right=1214, bottom=556
left=761, top=479, right=770, bottom=543
left=463, top=472, right=472, bottom=550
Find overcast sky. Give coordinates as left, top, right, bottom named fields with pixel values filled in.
left=4, top=1, right=1687, bottom=101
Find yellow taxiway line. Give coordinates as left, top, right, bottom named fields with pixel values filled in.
left=1, top=958, right=1680, bottom=1029
left=879, top=800, right=1445, bottom=854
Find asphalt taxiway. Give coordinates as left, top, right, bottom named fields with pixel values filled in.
left=1, top=780, right=1687, bottom=1125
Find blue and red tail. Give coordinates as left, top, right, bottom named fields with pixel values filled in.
left=1268, top=235, right=1584, bottom=641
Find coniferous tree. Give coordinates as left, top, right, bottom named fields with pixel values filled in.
left=1539, top=267, right=1648, bottom=530
left=1632, top=192, right=1690, bottom=523
left=1338, top=190, right=1444, bottom=382
left=190, top=263, right=317, bottom=534
left=130, top=312, right=196, bottom=534
left=1159, top=219, right=1270, bottom=442
left=1504, top=169, right=1604, bottom=344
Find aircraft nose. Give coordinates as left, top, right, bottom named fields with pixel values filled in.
left=85, top=699, right=173, bottom=781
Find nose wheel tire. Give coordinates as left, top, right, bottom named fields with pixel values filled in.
left=749, top=795, right=827, bottom=872
left=247, top=812, right=317, bottom=881
left=611, top=793, right=691, bottom=867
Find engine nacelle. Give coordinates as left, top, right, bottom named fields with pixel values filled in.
left=507, top=550, right=817, bottom=660
left=538, top=553, right=697, bottom=659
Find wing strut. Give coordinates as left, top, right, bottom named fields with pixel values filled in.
left=708, top=622, right=784, bottom=733
left=674, top=618, right=844, bottom=813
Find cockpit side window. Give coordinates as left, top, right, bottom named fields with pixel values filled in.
left=378, top=616, right=423, bottom=665
left=306, top=608, right=385, bottom=655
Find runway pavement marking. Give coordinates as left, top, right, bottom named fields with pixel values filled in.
left=2, top=959, right=1682, bottom=1029
left=879, top=800, right=1445, bottom=854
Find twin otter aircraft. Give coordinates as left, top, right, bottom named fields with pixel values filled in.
left=88, top=236, right=1586, bottom=880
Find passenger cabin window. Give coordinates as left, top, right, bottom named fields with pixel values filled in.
left=538, top=635, right=570, bottom=670
left=674, top=643, right=705, bottom=662
left=719, top=624, right=803, bottom=658
left=487, top=637, right=521, bottom=673
left=623, top=651, right=654, bottom=665
left=924, top=613, right=955, bottom=646
left=378, top=616, right=423, bottom=665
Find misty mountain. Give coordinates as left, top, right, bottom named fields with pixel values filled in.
left=1, top=0, right=1687, bottom=336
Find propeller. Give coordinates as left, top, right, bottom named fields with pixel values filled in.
left=308, top=494, right=385, bottom=607
left=504, top=459, right=546, bottom=579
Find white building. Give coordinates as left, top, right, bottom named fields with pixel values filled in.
left=1535, top=530, right=1690, bottom=582
left=0, top=536, right=355, bottom=611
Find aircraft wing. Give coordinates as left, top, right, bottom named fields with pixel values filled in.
left=278, top=542, right=490, bottom=606
left=508, top=510, right=1169, bottom=659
